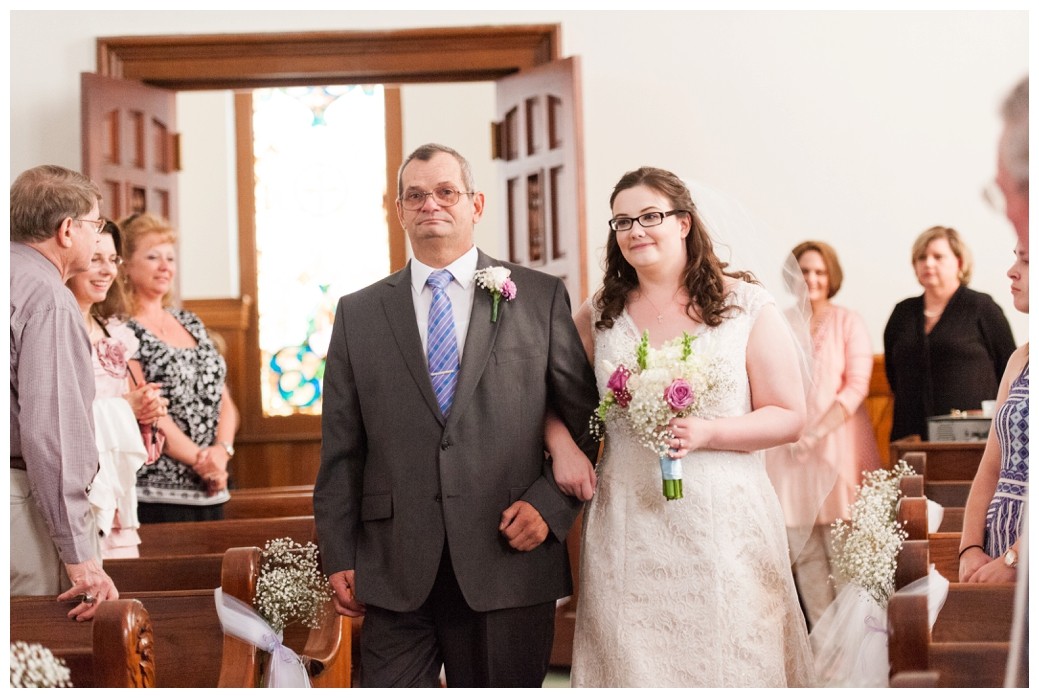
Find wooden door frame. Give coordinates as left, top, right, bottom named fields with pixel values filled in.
left=94, top=25, right=563, bottom=441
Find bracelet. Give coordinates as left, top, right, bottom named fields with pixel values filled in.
left=958, top=544, right=984, bottom=559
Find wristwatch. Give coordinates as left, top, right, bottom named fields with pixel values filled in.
left=1003, top=548, right=1018, bottom=568
left=216, top=441, right=235, bottom=458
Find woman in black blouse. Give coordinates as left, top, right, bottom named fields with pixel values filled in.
left=884, top=226, right=1016, bottom=442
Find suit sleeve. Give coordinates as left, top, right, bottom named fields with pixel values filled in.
left=313, top=298, right=366, bottom=576
left=520, top=278, right=600, bottom=542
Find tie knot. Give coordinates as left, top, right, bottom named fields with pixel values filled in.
left=427, top=269, right=454, bottom=291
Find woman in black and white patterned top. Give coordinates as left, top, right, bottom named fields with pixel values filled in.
left=120, top=213, right=239, bottom=523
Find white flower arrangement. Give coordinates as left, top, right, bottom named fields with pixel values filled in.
left=10, top=641, right=73, bottom=688
left=253, top=538, right=333, bottom=634
left=830, top=460, right=915, bottom=607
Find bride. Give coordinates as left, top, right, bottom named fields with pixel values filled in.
left=550, top=167, right=814, bottom=687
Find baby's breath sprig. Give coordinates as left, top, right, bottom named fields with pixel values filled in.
left=10, top=641, right=73, bottom=688
left=253, top=538, right=333, bottom=634
left=830, top=461, right=915, bottom=607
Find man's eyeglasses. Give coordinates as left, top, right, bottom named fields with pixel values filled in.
left=608, top=210, right=687, bottom=232
left=89, top=254, right=123, bottom=269
left=982, top=180, right=1006, bottom=216
left=75, top=218, right=106, bottom=235
left=400, top=187, right=474, bottom=211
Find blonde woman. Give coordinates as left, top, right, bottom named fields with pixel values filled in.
left=120, top=213, right=239, bottom=523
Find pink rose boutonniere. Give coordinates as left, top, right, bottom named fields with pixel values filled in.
left=96, top=337, right=130, bottom=379
left=473, top=266, right=517, bottom=322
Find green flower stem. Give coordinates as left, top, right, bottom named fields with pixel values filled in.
left=491, top=294, right=501, bottom=322
left=663, top=478, right=683, bottom=500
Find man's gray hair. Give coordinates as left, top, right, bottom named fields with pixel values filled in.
left=10, top=165, right=101, bottom=243
left=396, top=143, right=475, bottom=198
left=1000, top=76, right=1028, bottom=189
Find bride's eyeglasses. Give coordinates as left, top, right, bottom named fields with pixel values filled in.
left=609, top=210, right=687, bottom=232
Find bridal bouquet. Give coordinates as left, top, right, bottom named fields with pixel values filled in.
left=591, top=330, right=731, bottom=500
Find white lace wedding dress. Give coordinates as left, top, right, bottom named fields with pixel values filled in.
left=570, top=281, right=814, bottom=687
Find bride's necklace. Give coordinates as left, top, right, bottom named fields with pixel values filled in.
left=641, top=290, right=681, bottom=324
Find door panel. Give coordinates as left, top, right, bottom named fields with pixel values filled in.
left=81, top=73, right=179, bottom=224
left=495, top=57, right=587, bottom=303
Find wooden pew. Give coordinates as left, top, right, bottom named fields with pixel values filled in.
left=104, top=541, right=350, bottom=687
left=106, top=552, right=224, bottom=592
left=887, top=581, right=1014, bottom=687
left=225, top=485, right=314, bottom=519
left=10, top=597, right=154, bottom=687
left=890, top=439, right=984, bottom=507
left=12, top=546, right=348, bottom=687
left=896, top=533, right=960, bottom=585
left=137, top=515, right=316, bottom=555
left=897, top=485, right=964, bottom=541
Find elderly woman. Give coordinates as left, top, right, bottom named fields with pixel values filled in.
left=120, top=213, right=239, bottom=523
left=883, top=226, right=1015, bottom=442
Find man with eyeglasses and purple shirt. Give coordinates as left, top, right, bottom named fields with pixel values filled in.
left=10, top=164, right=119, bottom=621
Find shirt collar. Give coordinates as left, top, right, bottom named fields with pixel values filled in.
left=411, top=246, right=479, bottom=293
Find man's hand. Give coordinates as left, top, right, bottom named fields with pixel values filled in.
left=57, top=559, right=119, bottom=622
left=329, top=570, right=366, bottom=617
left=499, top=500, right=549, bottom=552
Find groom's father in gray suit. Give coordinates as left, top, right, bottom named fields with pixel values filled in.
left=314, top=143, right=599, bottom=687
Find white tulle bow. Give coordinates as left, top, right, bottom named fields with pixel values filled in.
left=214, top=587, right=311, bottom=688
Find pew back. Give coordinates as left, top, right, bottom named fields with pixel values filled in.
left=137, top=515, right=316, bottom=556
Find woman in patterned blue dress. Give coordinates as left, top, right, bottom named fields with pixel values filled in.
left=959, top=235, right=1028, bottom=583
left=120, top=213, right=239, bottom=523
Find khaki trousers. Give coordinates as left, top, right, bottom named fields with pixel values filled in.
left=10, top=469, right=76, bottom=596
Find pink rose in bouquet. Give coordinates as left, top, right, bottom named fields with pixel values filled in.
left=664, top=379, right=695, bottom=412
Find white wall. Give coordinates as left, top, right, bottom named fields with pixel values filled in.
left=9, top=10, right=1030, bottom=348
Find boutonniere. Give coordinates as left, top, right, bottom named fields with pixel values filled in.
left=473, top=266, right=517, bottom=323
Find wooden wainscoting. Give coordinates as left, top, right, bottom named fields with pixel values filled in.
left=183, top=295, right=322, bottom=488
left=866, top=354, right=895, bottom=466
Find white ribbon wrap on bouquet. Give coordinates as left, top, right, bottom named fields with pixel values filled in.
left=810, top=565, right=949, bottom=687
left=214, top=587, right=311, bottom=688
left=926, top=498, right=944, bottom=533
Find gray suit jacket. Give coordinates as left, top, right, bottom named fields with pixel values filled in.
left=314, top=250, right=599, bottom=613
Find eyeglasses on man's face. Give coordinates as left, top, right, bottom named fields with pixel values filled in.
left=74, top=218, right=106, bottom=235
left=608, top=210, right=687, bottom=232
left=982, top=180, right=1007, bottom=216
left=89, top=253, right=123, bottom=270
left=399, top=187, right=474, bottom=211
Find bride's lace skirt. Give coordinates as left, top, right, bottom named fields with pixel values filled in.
left=571, top=430, right=814, bottom=687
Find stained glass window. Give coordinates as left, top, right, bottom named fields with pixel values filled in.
left=253, top=85, right=389, bottom=416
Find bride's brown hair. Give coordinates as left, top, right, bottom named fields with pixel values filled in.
left=595, top=167, right=755, bottom=331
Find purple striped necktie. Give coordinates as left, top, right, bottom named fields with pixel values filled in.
left=426, top=269, right=460, bottom=416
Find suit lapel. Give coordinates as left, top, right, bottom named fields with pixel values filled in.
left=384, top=263, right=444, bottom=422
left=447, top=251, right=500, bottom=426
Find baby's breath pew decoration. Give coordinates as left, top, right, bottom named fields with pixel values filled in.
left=830, top=460, right=915, bottom=607
left=10, top=641, right=73, bottom=688
left=253, top=538, right=333, bottom=634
